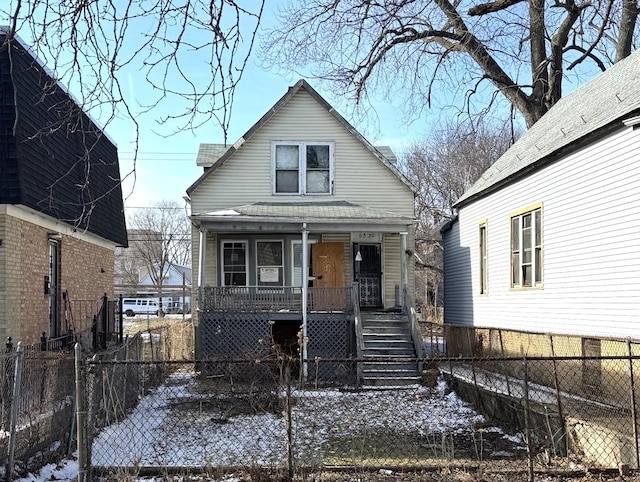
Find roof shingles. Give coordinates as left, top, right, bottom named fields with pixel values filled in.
left=456, top=50, right=640, bottom=207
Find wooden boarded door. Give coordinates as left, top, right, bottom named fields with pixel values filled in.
left=312, top=242, right=345, bottom=310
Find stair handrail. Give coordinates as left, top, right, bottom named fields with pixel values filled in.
left=409, top=306, right=423, bottom=374
left=352, top=282, right=364, bottom=386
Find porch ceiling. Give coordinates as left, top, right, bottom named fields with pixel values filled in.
left=191, top=201, right=413, bottom=233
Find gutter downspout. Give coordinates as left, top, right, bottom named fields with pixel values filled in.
left=198, top=227, right=207, bottom=306
left=400, top=231, right=408, bottom=313
left=301, top=223, right=308, bottom=380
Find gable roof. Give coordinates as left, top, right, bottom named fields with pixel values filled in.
left=455, top=49, right=640, bottom=208
left=186, top=80, right=415, bottom=195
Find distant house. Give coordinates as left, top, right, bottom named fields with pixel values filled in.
left=138, top=263, right=192, bottom=313
left=187, top=80, right=416, bottom=375
left=441, top=49, right=640, bottom=353
left=0, top=31, right=128, bottom=344
left=114, top=229, right=162, bottom=288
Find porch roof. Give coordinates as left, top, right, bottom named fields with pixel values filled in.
left=191, top=201, right=413, bottom=232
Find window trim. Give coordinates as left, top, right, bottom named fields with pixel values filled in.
left=272, top=141, right=334, bottom=195
left=478, top=220, right=488, bottom=295
left=220, top=240, right=249, bottom=287
left=291, top=239, right=317, bottom=288
left=509, top=203, right=543, bottom=289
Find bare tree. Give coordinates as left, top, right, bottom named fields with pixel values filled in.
left=400, top=119, right=515, bottom=318
left=3, top=1, right=265, bottom=209
left=262, top=0, right=638, bottom=127
left=403, top=119, right=516, bottom=234
left=129, top=200, right=191, bottom=314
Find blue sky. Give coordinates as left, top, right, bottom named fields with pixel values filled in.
left=114, top=63, right=423, bottom=213
left=113, top=58, right=426, bottom=215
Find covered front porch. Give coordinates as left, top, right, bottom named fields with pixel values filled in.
left=191, top=201, right=414, bottom=380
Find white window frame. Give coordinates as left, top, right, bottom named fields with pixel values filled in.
left=220, top=240, right=248, bottom=287
left=272, top=141, right=334, bottom=195
left=291, top=239, right=317, bottom=288
left=256, top=239, right=285, bottom=287
left=510, top=204, right=543, bottom=288
left=479, top=220, right=488, bottom=295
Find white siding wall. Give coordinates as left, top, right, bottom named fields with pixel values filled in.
left=444, top=127, right=640, bottom=338
left=190, top=90, right=414, bottom=215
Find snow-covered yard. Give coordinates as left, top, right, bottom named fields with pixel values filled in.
left=13, top=371, right=530, bottom=481
left=89, top=371, right=525, bottom=469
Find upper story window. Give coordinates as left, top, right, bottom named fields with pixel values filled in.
left=273, top=142, right=333, bottom=195
left=510, top=205, right=543, bottom=288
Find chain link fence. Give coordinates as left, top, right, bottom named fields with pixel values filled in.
left=79, top=352, right=640, bottom=481
left=9, top=319, right=640, bottom=481
left=2, top=321, right=193, bottom=480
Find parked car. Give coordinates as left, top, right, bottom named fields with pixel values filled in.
left=122, top=298, right=159, bottom=317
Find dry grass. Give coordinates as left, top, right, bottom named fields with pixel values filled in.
left=123, top=314, right=192, bottom=334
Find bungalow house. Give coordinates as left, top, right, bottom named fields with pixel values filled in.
left=187, top=80, right=419, bottom=384
left=0, top=31, right=128, bottom=346
left=441, top=49, right=640, bottom=359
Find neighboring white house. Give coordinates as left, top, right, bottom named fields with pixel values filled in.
left=138, top=263, right=192, bottom=313
left=186, top=79, right=416, bottom=366
left=441, top=49, right=640, bottom=343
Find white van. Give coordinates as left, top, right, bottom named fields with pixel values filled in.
left=122, top=298, right=159, bottom=317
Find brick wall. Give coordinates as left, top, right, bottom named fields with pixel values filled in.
left=0, top=213, right=115, bottom=344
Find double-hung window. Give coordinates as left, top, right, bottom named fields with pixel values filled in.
left=273, top=142, right=333, bottom=194
left=222, top=241, right=248, bottom=286
left=510, top=205, right=543, bottom=288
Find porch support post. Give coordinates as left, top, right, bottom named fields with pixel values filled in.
left=198, top=228, right=207, bottom=301
left=301, top=224, right=309, bottom=379
left=400, top=231, right=408, bottom=313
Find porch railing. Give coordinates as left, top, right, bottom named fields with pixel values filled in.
left=200, top=286, right=354, bottom=313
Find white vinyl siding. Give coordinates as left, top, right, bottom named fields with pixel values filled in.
left=190, top=90, right=413, bottom=216
left=383, top=235, right=400, bottom=308
left=443, top=126, right=640, bottom=338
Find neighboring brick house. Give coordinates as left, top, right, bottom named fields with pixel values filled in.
left=0, top=31, right=128, bottom=345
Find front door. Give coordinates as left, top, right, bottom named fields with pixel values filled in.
left=311, top=242, right=345, bottom=310
left=48, top=240, right=60, bottom=338
left=354, top=243, right=382, bottom=309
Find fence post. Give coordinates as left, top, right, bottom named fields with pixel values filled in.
left=628, top=339, right=640, bottom=470
left=549, top=335, right=566, bottom=457
left=75, top=343, right=88, bottom=482
left=6, top=342, right=24, bottom=482
left=284, top=361, right=294, bottom=480
left=101, top=293, right=108, bottom=350
left=119, top=294, right=124, bottom=344
left=522, top=356, right=534, bottom=482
